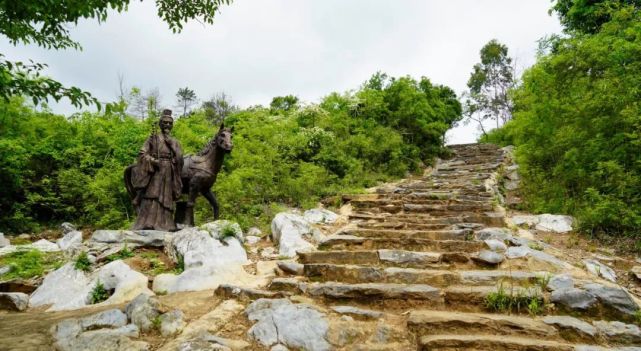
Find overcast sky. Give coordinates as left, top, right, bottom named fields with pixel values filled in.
left=2, top=0, right=562, bottom=144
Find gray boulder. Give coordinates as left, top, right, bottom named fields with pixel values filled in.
left=548, top=274, right=574, bottom=291
left=535, top=214, right=574, bottom=233
left=584, top=259, right=617, bottom=282
left=303, top=208, right=339, bottom=224
left=511, top=215, right=538, bottom=229
left=201, top=220, right=244, bottom=242
left=484, top=239, right=507, bottom=252
left=160, top=309, right=186, bottom=337
left=472, top=250, right=504, bottom=265
left=277, top=261, right=304, bottom=275
left=550, top=288, right=597, bottom=311
left=542, top=315, right=596, bottom=338
left=245, top=298, right=330, bottom=351
left=29, top=262, right=93, bottom=311
left=475, top=227, right=511, bottom=241
left=61, top=222, right=77, bottom=234
left=125, top=294, right=161, bottom=332
left=0, top=292, right=29, bottom=311
left=593, top=320, right=641, bottom=344
left=0, top=233, right=9, bottom=247
left=57, top=230, right=83, bottom=253
left=583, top=283, right=640, bottom=316
left=271, top=213, right=316, bottom=258
left=79, top=309, right=128, bottom=330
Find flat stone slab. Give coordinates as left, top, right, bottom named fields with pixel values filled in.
left=330, top=305, right=383, bottom=320
left=542, top=315, right=597, bottom=339
left=307, top=282, right=441, bottom=300
left=377, top=249, right=441, bottom=265
left=419, top=334, right=574, bottom=351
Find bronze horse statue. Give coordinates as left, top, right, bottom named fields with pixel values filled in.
left=124, top=123, right=233, bottom=226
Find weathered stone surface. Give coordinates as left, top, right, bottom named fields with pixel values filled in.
left=331, top=305, right=383, bottom=320
left=632, top=266, right=641, bottom=282
left=29, top=263, right=92, bottom=311
left=245, top=236, right=261, bottom=245
left=201, top=220, right=244, bottom=242
left=277, top=261, right=304, bottom=275
left=304, top=208, right=339, bottom=224
left=93, top=260, right=152, bottom=305
left=271, top=213, right=316, bottom=258
left=199, top=334, right=251, bottom=350
left=79, top=309, right=128, bottom=330
left=247, top=227, right=263, bottom=237
left=245, top=298, right=330, bottom=351
left=511, top=215, right=538, bottom=229
left=542, top=315, right=596, bottom=338
left=61, top=222, right=76, bottom=234
left=472, top=250, right=504, bottom=265
left=0, top=292, right=29, bottom=311
left=153, top=264, right=259, bottom=294
left=584, top=259, right=617, bottom=282
left=583, top=283, right=640, bottom=316
left=484, top=239, right=507, bottom=252
left=419, top=334, right=573, bottom=351
left=160, top=309, right=186, bottom=337
left=551, top=288, right=598, bottom=311
left=378, top=249, right=440, bottom=265
left=91, top=230, right=125, bottom=243
left=593, top=320, right=641, bottom=344
left=475, top=227, right=511, bottom=241
left=215, top=284, right=287, bottom=300
left=57, top=230, right=83, bottom=253
left=535, top=214, right=574, bottom=233
left=57, top=325, right=146, bottom=351
left=0, top=265, right=10, bottom=275
left=31, top=239, right=61, bottom=252
left=165, top=227, right=248, bottom=270
left=125, top=294, right=161, bottom=332
left=0, top=233, right=9, bottom=247
left=307, top=282, right=440, bottom=300
left=505, top=245, right=571, bottom=269
left=549, top=274, right=574, bottom=291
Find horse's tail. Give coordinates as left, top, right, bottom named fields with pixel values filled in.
left=123, top=165, right=136, bottom=199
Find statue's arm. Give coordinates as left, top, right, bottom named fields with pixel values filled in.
left=139, top=137, right=159, bottom=168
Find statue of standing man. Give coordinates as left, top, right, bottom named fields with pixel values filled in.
left=129, top=109, right=183, bottom=231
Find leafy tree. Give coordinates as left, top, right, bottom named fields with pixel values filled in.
left=462, top=39, right=515, bottom=137
left=0, top=0, right=232, bottom=108
left=202, top=92, right=237, bottom=125
left=176, top=87, right=198, bottom=116
left=551, top=0, right=641, bottom=34
left=270, top=95, right=299, bottom=113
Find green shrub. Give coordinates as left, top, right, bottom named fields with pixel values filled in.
left=90, top=281, right=110, bottom=304
left=74, top=252, right=92, bottom=272
left=484, top=284, right=545, bottom=315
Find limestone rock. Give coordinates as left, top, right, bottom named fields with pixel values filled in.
left=160, top=309, right=186, bottom=337
left=378, top=249, right=440, bottom=265
left=125, top=294, right=161, bottom=332
left=277, top=261, right=304, bottom=275
left=593, top=320, right=641, bottom=344
left=153, top=264, right=258, bottom=294
left=29, top=262, right=92, bottom=311
left=165, top=227, right=248, bottom=270
left=304, top=208, right=339, bottom=224
left=484, top=239, right=507, bottom=252
left=201, top=220, right=244, bottom=242
left=542, top=315, right=596, bottom=338
left=583, top=283, right=640, bottom=316
left=331, top=305, right=383, bottom=320
left=91, top=229, right=166, bottom=247
left=0, top=265, right=11, bottom=275
left=550, top=287, right=597, bottom=311
left=0, top=233, right=9, bottom=247
left=31, top=239, right=61, bottom=252
left=91, top=230, right=125, bottom=243
left=54, top=324, right=146, bottom=351
left=271, top=213, right=316, bottom=258
left=511, top=215, right=539, bottom=229
left=57, top=230, right=83, bottom=253
left=247, top=227, right=263, bottom=237
left=472, top=250, right=504, bottom=265
left=245, top=298, right=330, bottom=351
left=61, top=222, right=77, bottom=234
left=93, top=260, right=152, bottom=305
left=535, top=214, right=574, bottom=233
left=0, top=292, right=29, bottom=311
left=79, top=309, right=128, bottom=330
left=548, top=274, right=574, bottom=291
left=584, top=259, right=617, bottom=282
left=245, top=236, right=261, bottom=245
left=632, top=266, right=641, bottom=281
left=475, top=227, right=511, bottom=241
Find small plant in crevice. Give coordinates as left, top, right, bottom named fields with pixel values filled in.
left=152, top=315, right=162, bottom=330
left=90, top=281, right=110, bottom=304
left=220, top=224, right=237, bottom=239
left=528, top=241, right=544, bottom=251
left=484, top=283, right=546, bottom=315
left=74, top=252, right=92, bottom=272
left=535, top=273, right=551, bottom=291
left=633, top=310, right=641, bottom=326
left=105, top=242, right=134, bottom=262
left=174, top=254, right=185, bottom=274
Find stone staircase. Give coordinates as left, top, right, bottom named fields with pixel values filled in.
left=227, top=143, right=641, bottom=350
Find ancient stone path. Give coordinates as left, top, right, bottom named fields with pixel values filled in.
left=235, top=143, right=641, bottom=350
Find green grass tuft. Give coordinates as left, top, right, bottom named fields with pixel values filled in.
left=0, top=249, right=65, bottom=280
left=90, top=281, right=110, bottom=304
left=74, top=252, right=92, bottom=272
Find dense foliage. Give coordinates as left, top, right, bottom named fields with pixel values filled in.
left=483, top=7, right=641, bottom=237
left=0, top=73, right=461, bottom=233
left=551, top=0, right=641, bottom=34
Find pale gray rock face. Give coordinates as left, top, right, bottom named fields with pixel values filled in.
left=245, top=298, right=330, bottom=351
left=247, top=227, right=263, bottom=237
left=93, top=260, right=152, bottom=305
left=548, top=274, right=574, bottom=291
left=160, top=309, right=186, bottom=337
left=165, top=227, right=248, bottom=270
left=511, top=215, right=539, bottom=229
left=475, top=227, right=511, bottom=241
left=484, top=239, right=507, bottom=252
left=125, top=294, right=161, bottom=332
left=632, top=266, right=641, bottom=281
left=200, top=220, right=244, bottom=242
left=79, top=309, right=128, bottom=330
left=91, top=230, right=125, bottom=243
left=271, top=213, right=316, bottom=258
left=303, top=208, right=339, bottom=224
left=0, top=233, right=9, bottom=247
left=245, top=236, right=261, bottom=245
left=535, top=214, right=574, bottom=233
left=0, top=292, right=29, bottom=311
left=0, top=265, right=10, bottom=275
left=583, top=259, right=617, bottom=282
left=505, top=245, right=530, bottom=259
left=31, top=239, right=61, bottom=252
left=583, top=283, right=640, bottom=316
left=277, top=261, right=304, bottom=275
left=550, top=288, right=597, bottom=310
left=378, top=250, right=440, bottom=265
left=57, top=230, right=83, bottom=253
left=542, top=315, right=596, bottom=338
left=61, top=222, right=76, bottom=234
left=271, top=345, right=289, bottom=351
left=593, top=320, right=641, bottom=344
left=29, top=262, right=92, bottom=311
left=473, top=250, right=505, bottom=265
left=91, top=229, right=167, bottom=247
left=331, top=305, right=383, bottom=320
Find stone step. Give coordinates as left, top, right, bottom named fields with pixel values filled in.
left=418, top=334, right=574, bottom=351
left=356, top=221, right=452, bottom=231
left=443, top=285, right=543, bottom=307
left=408, top=310, right=558, bottom=339
left=342, top=228, right=472, bottom=241
left=306, top=282, right=442, bottom=302
left=303, top=264, right=545, bottom=287
left=403, top=203, right=495, bottom=213
left=319, top=235, right=484, bottom=252
left=299, top=250, right=470, bottom=268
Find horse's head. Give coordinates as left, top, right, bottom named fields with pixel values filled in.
left=215, top=123, right=233, bottom=153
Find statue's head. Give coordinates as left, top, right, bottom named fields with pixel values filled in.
left=216, top=123, right=233, bottom=152
left=159, top=109, right=174, bottom=134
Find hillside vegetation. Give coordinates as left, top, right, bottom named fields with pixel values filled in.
left=483, top=5, right=641, bottom=241
left=0, top=73, right=461, bottom=233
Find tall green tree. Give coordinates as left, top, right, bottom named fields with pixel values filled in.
left=0, top=0, right=232, bottom=108
left=551, top=0, right=641, bottom=34
left=463, top=39, right=515, bottom=136
left=202, top=92, right=237, bottom=125
left=176, top=87, right=198, bottom=116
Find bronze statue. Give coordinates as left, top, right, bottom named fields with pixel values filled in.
left=124, top=109, right=183, bottom=231
left=177, top=123, right=233, bottom=226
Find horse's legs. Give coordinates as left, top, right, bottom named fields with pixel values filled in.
left=185, top=180, right=200, bottom=226
left=202, top=189, right=220, bottom=220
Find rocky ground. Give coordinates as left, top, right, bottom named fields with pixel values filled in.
left=1, top=143, right=641, bottom=351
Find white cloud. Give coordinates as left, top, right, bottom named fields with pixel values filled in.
left=1, top=0, right=562, bottom=143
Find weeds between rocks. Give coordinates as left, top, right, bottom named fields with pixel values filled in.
left=0, top=250, right=64, bottom=280
left=484, top=284, right=546, bottom=315
left=74, top=252, right=92, bottom=272
left=90, top=281, right=110, bottom=304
